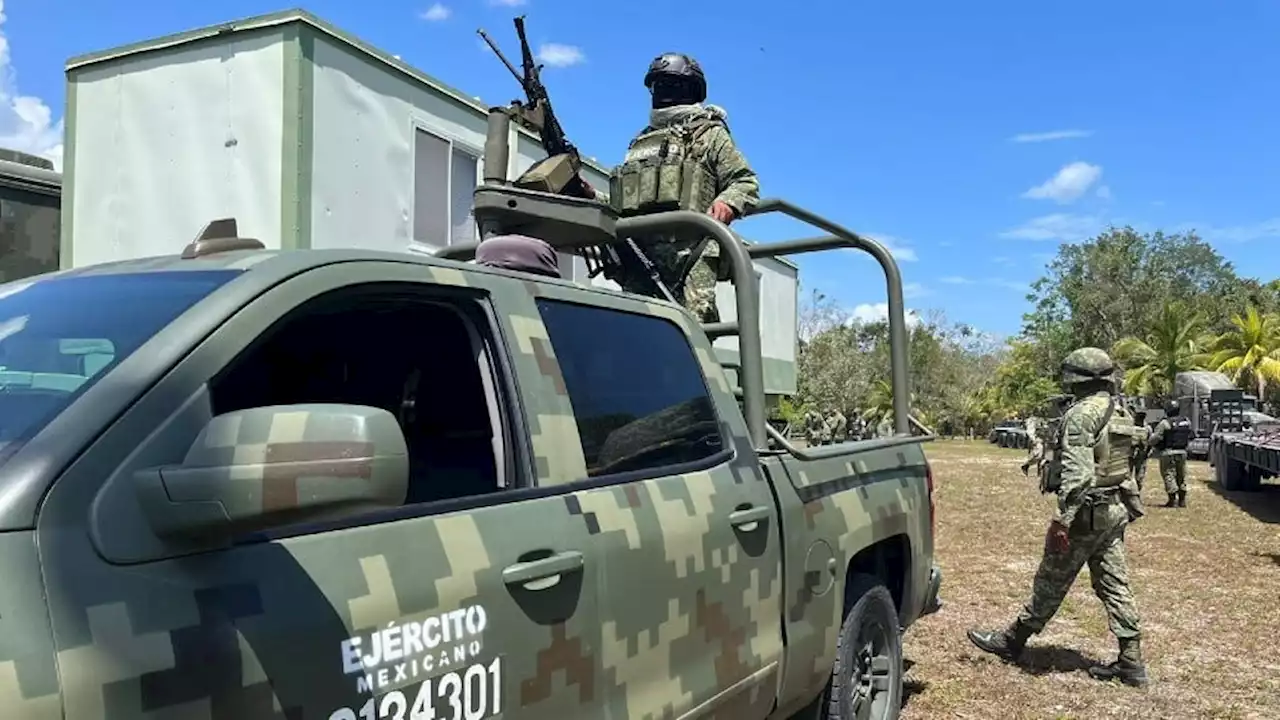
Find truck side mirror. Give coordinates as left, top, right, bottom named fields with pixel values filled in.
left=135, top=404, right=409, bottom=541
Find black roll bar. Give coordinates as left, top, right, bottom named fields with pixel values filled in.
left=436, top=196, right=914, bottom=451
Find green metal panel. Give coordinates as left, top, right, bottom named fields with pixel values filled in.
left=279, top=23, right=314, bottom=250
left=59, top=79, right=77, bottom=269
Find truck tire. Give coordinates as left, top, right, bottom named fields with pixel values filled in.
left=827, top=573, right=903, bottom=720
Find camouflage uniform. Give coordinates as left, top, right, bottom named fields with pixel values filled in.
left=876, top=415, right=893, bottom=438
left=803, top=410, right=830, bottom=446
left=608, top=53, right=760, bottom=324
left=1129, top=416, right=1150, bottom=491
left=1020, top=415, right=1043, bottom=475
left=968, top=347, right=1149, bottom=688
left=827, top=409, right=848, bottom=443
left=1149, top=413, right=1189, bottom=507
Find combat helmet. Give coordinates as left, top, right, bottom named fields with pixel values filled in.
left=1060, top=346, right=1117, bottom=390
left=644, top=52, right=707, bottom=107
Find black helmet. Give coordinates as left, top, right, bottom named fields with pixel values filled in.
left=1166, top=400, right=1180, bottom=416
left=644, top=52, right=707, bottom=108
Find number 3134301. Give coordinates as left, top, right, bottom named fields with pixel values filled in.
left=329, top=658, right=502, bottom=720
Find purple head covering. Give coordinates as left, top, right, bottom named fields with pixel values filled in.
left=474, top=234, right=562, bottom=278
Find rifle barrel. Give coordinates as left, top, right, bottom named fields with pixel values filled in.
left=476, top=28, right=524, bottom=83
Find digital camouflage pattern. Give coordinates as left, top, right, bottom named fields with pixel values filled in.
left=612, top=103, right=760, bottom=324
left=826, top=409, right=848, bottom=443
left=0, top=245, right=935, bottom=719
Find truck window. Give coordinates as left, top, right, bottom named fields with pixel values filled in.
left=210, top=286, right=516, bottom=513
left=0, top=270, right=240, bottom=466
left=535, top=298, right=727, bottom=478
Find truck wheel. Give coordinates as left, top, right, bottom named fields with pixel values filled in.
left=827, top=574, right=903, bottom=720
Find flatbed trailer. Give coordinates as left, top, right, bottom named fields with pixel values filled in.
left=1209, top=429, right=1280, bottom=492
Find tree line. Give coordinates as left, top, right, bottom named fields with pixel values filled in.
left=789, top=227, right=1280, bottom=436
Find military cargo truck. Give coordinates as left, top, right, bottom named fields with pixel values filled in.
left=0, top=102, right=938, bottom=720
left=0, top=147, right=61, bottom=283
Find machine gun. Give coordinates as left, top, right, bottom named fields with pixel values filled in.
left=477, top=17, right=680, bottom=304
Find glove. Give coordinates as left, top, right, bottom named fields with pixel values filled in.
left=1045, top=521, right=1070, bottom=554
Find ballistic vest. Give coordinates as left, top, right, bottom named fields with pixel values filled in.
left=610, top=112, right=722, bottom=218
left=1042, top=395, right=1141, bottom=493
left=1160, top=417, right=1192, bottom=450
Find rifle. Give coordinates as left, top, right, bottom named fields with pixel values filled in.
left=477, top=16, right=680, bottom=305
left=476, top=17, right=590, bottom=200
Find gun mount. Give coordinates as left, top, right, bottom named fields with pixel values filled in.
left=461, top=18, right=918, bottom=452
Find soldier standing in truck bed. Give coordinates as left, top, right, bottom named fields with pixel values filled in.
left=606, top=52, right=760, bottom=323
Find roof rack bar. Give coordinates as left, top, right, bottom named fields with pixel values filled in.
left=741, top=199, right=911, bottom=436
left=435, top=209, right=768, bottom=449
left=702, top=321, right=739, bottom=340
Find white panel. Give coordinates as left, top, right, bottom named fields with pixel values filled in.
left=309, top=37, right=489, bottom=253
left=713, top=260, right=798, bottom=363
left=69, top=31, right=285, bottom=266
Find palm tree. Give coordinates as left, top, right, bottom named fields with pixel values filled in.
left=1201, top=305, right=1280, bottom=398
left=1111, top=302, right=1210, bottom=397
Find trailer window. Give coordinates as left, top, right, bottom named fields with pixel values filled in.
left=535, top=299, right=726, bottom=478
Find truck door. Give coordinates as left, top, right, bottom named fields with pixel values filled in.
left=531, top=291, right=785, bottom=720
left=36, top=262, right=604, bottom=719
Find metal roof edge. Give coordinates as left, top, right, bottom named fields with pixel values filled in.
left=63, top=8, right=613, bottom=178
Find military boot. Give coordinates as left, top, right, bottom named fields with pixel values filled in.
left=1088, top=637, right=1150, bottom=688
left=1164, top=493, right=1177, bottom=508
left=1177, top=490, right=1187, bottom=508
left=966, top=621, right=1032, bottom=661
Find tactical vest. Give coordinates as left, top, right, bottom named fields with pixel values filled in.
left=1159, top=417, right=1192, bottom=450
left=610, top=115, right=721, bottom=217
left=1041, top=396, right=1140, bottom=493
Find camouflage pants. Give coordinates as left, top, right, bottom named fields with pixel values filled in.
left=616, top=236, right=719, bottom=323
left=684, top=253, right=720, bottom=324
left=1160, top=454, right=1188, bottom=494
left=1131, top=452, right=1148, bottom=491
left=1015, top=500, right=1141, bottom=641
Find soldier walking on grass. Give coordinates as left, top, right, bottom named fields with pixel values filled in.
left=967, top=347, right=1150, bottom=689
left=1149, top=401, right=1191, bottom=507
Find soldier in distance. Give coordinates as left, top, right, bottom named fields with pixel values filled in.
left=1149, top=401, right=1191, bottom=507
left=607, top=52, right=761, bottom=323
left=967, top=347, right=1150, bottom=689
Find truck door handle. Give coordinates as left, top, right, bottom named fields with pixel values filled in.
left=502, top=551, right=584, bottom=591
left=728, top=506, right=770, bottom=532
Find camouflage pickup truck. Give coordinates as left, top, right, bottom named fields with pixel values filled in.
left=0, top=170, right=939, bottom=720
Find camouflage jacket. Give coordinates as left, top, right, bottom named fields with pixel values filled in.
left=1054, top=391, right=1119, bottom=526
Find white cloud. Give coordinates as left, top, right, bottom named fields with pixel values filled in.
left=1177, top=218, right=1280, bottom=243
left=1000, top=213, right=1103, bottom=242
left=903, top=282, right=928, bottom=299
left=1022, top=161, right=1103, bottom=204
left=940, top=275, right=1026, bottom=292
left=0, top=1, right=63, bottom=171
left=1009, top=129, right=1093, bottom=143
left=489, top=0, right=527, bottom=5
left=419, top=3, right=450, bottom=21
left=850, top=302, right=922, bottom=328
left=536, top=43, right=585, bottom=67
left=867, top=233, right=918, bottom=262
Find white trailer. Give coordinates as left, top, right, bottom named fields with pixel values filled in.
left=60, top=8, right=797, bottom=397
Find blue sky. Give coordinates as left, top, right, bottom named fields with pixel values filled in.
left=3, top=0, right=1279, bottom=337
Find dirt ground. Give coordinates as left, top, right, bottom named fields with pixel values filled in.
left=898, top=438, right=1280, bottom=720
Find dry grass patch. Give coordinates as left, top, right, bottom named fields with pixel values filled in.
left=899, top=438, right=1280, bottom=720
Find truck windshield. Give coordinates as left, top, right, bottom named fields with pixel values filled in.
left=0, top=270, right=241, bottom=464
